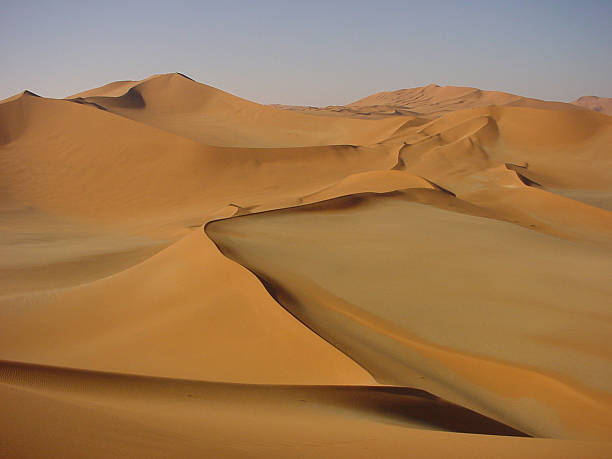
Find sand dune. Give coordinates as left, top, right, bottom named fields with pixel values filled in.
left=68, top=79, right=141, bottom=99
left=0, top=206, right=167, bottom=296
left=273, top=84, right=583, bottom=119
left=6, top=360, right=612, bottom=459
left=1, top=73, right=612, bottom=456
left=0, top=89, right=401, bottom=220
left=0, top=230, right=373, bottom=384
left=66, top=73, right=408, bottom=147
left=206, top=191, right=612, bottom=440
left=572, top=96, right=612, bottom=116
left=348, top=84, right=582, bottom=118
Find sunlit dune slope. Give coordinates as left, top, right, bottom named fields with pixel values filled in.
left=387, top=105, right=612, bottom=244
left=66, top=73, right=409, bottom=147
left=0, top=229, right=373, bottom=384
left=348, top=84, right=582, bottom=118
left=206, top=191, right=612, bottom=441
left=0, top=86, right=400, bottom=296
left=1, top=71, right=612, bottom=457
left=270, top=84, right=581, bottom=120
left=572, top=95, right=612, bottom=116
left=0, top=90, right=398, bottom=219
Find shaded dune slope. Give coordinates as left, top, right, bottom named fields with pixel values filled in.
left=206, top=192, right=612, bottom=440
left=0, top=359, right=527, bottom=437
left=0, top=230, right=373, bottom=384
left=1, top=73, right=612, bottom=456
left=5, top=361, right=611, bottom=459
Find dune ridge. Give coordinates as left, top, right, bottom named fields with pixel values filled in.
left=6, top=360, right=612, bottom=459
left=1, top=72, right=612, bottom=457
left=572, top=96, right=612, bottom=116
left=347, top=84, right=581, bottom=117
left=206, top=191, right=612, bottom=440
left=271, top=83, right=588, bottom=119
left=65, top=73, right=409, bottom=147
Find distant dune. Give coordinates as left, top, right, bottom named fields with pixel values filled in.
left=271, top=84, right=584, bottom=119
left=572, top=95, right=612, bottom=115
left=1, top=73, right=612, bottom=457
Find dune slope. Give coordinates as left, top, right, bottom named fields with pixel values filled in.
left=0, top=228, right=375, bottom=384
left=1, top=73, right=612, bottom=456
left=348, top=84, right=582, bottom=118
left=572, top=96, right=612, bottom=116
left=5, top=360, right=611, bottom=459
left=206, top=192, right=612, bottom=440
left=67, top=73, right=409, bottom=147
left=1, top=90, right=400, bottom=219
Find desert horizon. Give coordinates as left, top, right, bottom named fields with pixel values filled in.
left=1, top=1, right=611, bottom=458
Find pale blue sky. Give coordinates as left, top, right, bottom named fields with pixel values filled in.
left=1, top=0, right=611, bottom=105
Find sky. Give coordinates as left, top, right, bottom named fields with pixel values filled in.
left=1, top=0, right=611, bottom=106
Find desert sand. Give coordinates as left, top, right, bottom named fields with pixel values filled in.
left=271, top=83, right=586, bottom=119
left=572, top=96, right=612, bottom=116
left=1, top=73, right=611, bottom=458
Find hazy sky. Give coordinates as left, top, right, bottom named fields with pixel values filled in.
left=1, top=0, right=611, bottom=105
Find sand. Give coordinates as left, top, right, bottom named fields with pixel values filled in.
left=1, top=73, right=611, bottom=457
left=272, top=83, right=586, bottom=119
left=572, top=96, right=612, bottom=116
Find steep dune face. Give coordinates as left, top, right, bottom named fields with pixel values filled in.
left=68, top=80, right=140, bottom=98
left=67, top=73, right=408, bottom=147
left=206, top=192, right=612, bottom=440
left=572, top=96, right=612, bottom=115
left=0, top=230, right=373, bottom=384
left=2, top=73, right=612, bottom=456
left=0, top=87, right=400, bottom=298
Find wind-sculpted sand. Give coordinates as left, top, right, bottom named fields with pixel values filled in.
left=1, top=73, right=611, bottom=457
left=572, top=96, right=612, bottom=116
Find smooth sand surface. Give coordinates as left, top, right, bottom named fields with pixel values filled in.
left=207, top=191, right=612, bottom=440
left=572, top=96, right=612, bottom=116
left=1, top=73, right=611, bottom=457
left=347, top=84, right=583, bottom=118
left=0, top=230, right=374, bottom=384
left=66, top=73, right=408, bottom=147
left=273, top=84, right=585, bottom=119
left=6, top=360, right=612, bottom=459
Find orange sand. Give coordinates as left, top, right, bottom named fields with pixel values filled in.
left=1, top=73, right=611, bottom=457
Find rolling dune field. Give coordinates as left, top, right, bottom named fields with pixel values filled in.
left=1, top=73, right=611, bottom=458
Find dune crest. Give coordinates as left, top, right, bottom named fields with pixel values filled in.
left=572, top=95, right=612, bottom=116
left=272, top=84, right=585, bottom=119
left=2, top=73, right=612, bottom=456
left=65, top=72, right=409, bottom=147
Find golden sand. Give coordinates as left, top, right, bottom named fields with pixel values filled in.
left=1, top=73, right=611, bottom=457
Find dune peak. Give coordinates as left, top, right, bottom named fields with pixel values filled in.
left=0, top=89, right=41, bottom=104
left=571, top=95, right=612, bottom=115
left=2, top=70, right=612, bottom=457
